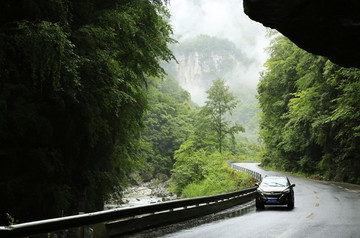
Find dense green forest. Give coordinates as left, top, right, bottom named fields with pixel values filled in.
left=0, top=0, right=175, bottom=224
left=138, top=35, right=262, bottom=197
left=139, top=77, right=257, bottom=197
left=258, top=34, right=360, bottom=184
left=139, top=76, right=195, bottom=180
left=0, top=0, right=257, bottom=225
left=170, top=78, right=255, bottom=197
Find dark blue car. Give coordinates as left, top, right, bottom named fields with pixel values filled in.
left=255, top=176, right=295, bottom=209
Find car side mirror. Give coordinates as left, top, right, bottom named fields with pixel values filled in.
left=290, top=184, right=296, bottom=188
left=255, top=183, right=259, bottom=187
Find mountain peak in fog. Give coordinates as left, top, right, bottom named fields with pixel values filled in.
left=164, top=35, right=254, bottom=105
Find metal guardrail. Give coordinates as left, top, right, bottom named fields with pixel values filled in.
left=0, top=163, right=261, bottom=238
left=230, top=163, right=262, bottom=182
left=0, top=188, right=256, bottom=238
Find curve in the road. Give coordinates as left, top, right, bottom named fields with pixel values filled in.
left=159, top=163, right=360, bottom=238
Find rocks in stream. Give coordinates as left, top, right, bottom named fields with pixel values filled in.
left=104, top=179, right=178, bottom=210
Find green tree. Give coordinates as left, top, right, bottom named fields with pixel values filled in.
left=140, top=76, right=194, bottom=179
left=258, top=33, right=360, bottom=183
left=0, top=0, right=175, bottom=224
left=200, top=79, right=244, bottom=153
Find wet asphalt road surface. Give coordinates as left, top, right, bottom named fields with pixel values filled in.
left=124, top=163, right=360, bottom=238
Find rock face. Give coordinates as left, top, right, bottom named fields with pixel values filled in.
left=164, top=35, right=251, bottom=105
left=174, top=51, right=244, bottom=104
left=243, top=0, right=360, bottom=68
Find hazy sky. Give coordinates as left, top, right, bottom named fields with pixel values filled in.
left=168, top=0, right=270, bottom=86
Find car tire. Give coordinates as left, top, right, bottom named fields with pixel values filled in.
left=256, top=200, right=264, bottom=210
left=287, top=201, right=294, bottom=209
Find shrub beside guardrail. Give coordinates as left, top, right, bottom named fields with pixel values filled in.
left=230, top=163, right=262, bottom=182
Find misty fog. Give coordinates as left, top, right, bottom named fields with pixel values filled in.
left=168, top=0, right=270, bottom=91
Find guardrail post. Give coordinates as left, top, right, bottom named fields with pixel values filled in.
left=79, top=212, right=85, bottom=238
left=93, top=223, right=108, bottom=238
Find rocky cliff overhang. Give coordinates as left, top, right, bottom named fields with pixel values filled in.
left=243, top=0, right=360, bottom=68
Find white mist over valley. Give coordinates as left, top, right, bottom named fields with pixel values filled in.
left=167, top=0, right=269, bottom=105
left=163, top=0, right=270, bottom=140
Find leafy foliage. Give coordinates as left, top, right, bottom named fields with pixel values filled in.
left=170, top=79, right=253, bottom=197
left=0, top=0, right=174, bottom=224
left=258, top=34, right=360, bottom=183
left=199, top=79, right=245, bottom=153
left=140, top=76, right=194, bottom=179
left=171, top=150, right=253, bottom=197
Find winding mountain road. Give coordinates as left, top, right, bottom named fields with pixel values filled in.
left=129, top=163, right=360, bottom=238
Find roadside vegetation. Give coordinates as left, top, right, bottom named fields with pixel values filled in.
left=0, top=1, right=260, bottom=225
left=167, top=79, right=257, bottom=197
left=171, top=150, right=254, bottom=198
left=0, top=0, right=175, bottom=224
left=258, top=32, right=360, bottom=184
